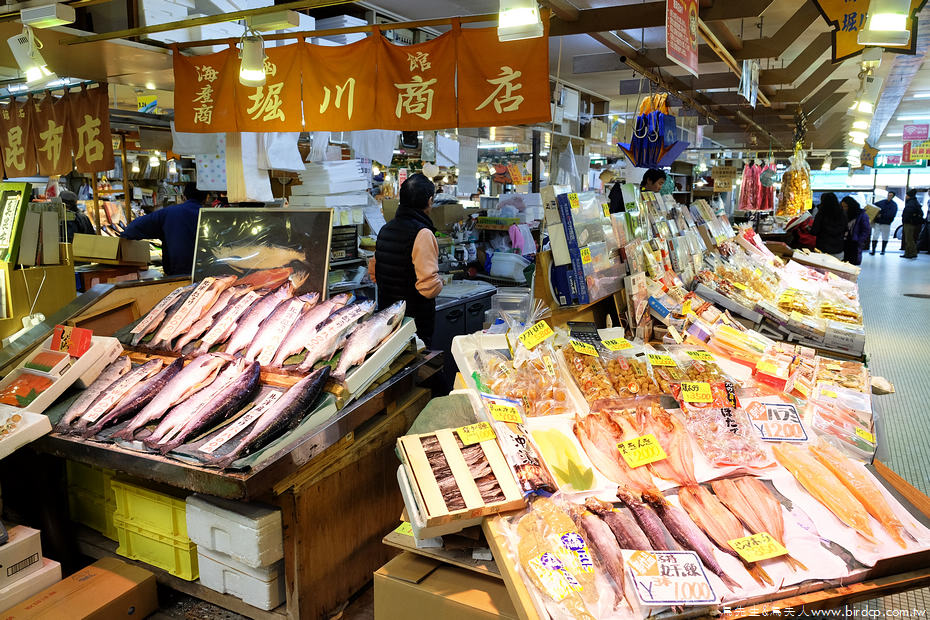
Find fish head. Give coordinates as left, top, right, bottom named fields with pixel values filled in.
left=386, top=301, right=406, bottom=324
left=289, top=270, right=310, bottom=289
left=358, top=300, right=376, bottom=316
left=298, top=292, right=320, bottom=306
left=330, top=293, right=351, bottom=306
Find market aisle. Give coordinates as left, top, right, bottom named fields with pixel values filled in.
left=857, top=250, right=930, bottom=613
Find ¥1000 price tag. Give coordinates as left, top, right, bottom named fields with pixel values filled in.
left=728, top=532, right=788, bottom=563
left=519, top=320, right=554, bottom=350
left=456, top=422, right=496, bottom=446
left=570, top=340, right=599, bottom=356
left=746, top=402, right=808, bottom=442
left=602, top=338, right=633, bottom=351
left=617, top=434, right=667, bottom=468
left=647, top=353, right=676, bottom=367
left=626, top=550, right=717, bottom=606
left=680, top=382, right=712, bottom=403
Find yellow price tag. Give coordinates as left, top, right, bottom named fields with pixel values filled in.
left=489, top=402, right=523, bottom=424
left=790, top=311, right=804, bottom=323
left=543, top=355, right=556, bottom=377
left=519, top=320, right=554, bottom=350
left=394, top=521, right=414, bottom=537
left=856, top=427, right=876, bottom=443
left=602, top=338, right=633, bottom=351
left=568, top=193, right=580, bottom=209
left=667, top=325, right=683, bottom=344
left=457, top=422, right=496, bottom=446
left=795, top=383, right=809, bottom=397
left=570, top=340, right=599, bottom=357
left=580, top=247, right=592, bottom=264
left=728, top=532, right=788, bottom=563
left=602, top=202, right=610, bottom=218
left=733, top=282, right=748, bottom=291
left=682, top=300, right=694, bottom=316
left=617, top=434, right=667, bottom=468
left=756, top=361, right=779, bottom=375
left=647, top=353, right=676, bottom=367
left=680, top=382, right=712, bottom=403
left=822, top=389, right=839, bottom=399
left=686, top=350, right=715, bottom=362
left=825, top=363, right=843, bottom=371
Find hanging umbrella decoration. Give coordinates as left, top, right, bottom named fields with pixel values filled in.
left=619, top=93, right=690, bottom=168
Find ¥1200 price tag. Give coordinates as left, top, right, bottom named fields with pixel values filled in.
left=394, top=521, right=414, bottom=537
left=728, top=532, right=788, bottom=563
left=602, top=338, right=633, bottom=351
left=617, top=434, right=667, bottom=468
left=570, top=340, right=599, bottom=356
left=519, top=320, right=554, bottom=350
left=680, top=382, right=712, bottom=403
left=626, top=550, right=717, bottom=606
left=580, top=247, right=592, bottom=264
left=746, top=402, right=808, bottom=442
left=647, top=353, right=676, bottom=367
left=856, top=427, right=876, bottom=443
left=456, top=422, right=496, bottom=446
left=686, top=350, right=714, bottom=362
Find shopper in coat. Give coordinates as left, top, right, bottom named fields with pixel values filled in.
left=842, top=196, right=870, bottom=266
left=60, top=190, right=95, bottom=243
left=870, top=190, right=898, bottom=255
left=810, top=192, right=846, bottom=260
left=901, top=188, right=923, bottom=259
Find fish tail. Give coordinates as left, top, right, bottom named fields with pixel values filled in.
left=785, top=554, right=808, bottom=572
left=207, top=450, right=239, bottom=470
left=746, top=562, right=773, bottom=587
left=718, top=571, right=740, bottom=591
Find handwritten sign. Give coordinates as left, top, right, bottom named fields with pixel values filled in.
left=680, top=382, right=712, bottom=403
left=568, top=193, right=580, bottom=209
left=543, top=355, right=556, bottom=376
left=199, top=390, right=282, bottom=454
left=457, top=421, right=496, bottom=446
left=617, top=434, right=667, bottom=468
left=602, top=338, right=633, bottom=351
left=728, top=532, right=788, bottom=563
left=580, top=247, right=592, bottom=264
left=257, top=299, right=306, bottom=366
left=746, top=401, right=808, bottom=442
left=131, top=287, right=186, bottom=334
left=488, top=401, right=522, bottom=424
left=647, top=353, right=676, bottom=367
left=627, top=550, right=717, bottom=605
left=519, top=320, right=554, bottom=350
left=570, top=340, right=598, bottom=357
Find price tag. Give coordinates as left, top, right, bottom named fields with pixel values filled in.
left=728, top=532, right=788, bottom=563
left=543, top=355, right=556, bottom=377
left=790, top=311, right=805, bottom=323
left=825, top=362, right=843, bottom=371
left=570, top=340, right=598, bottom=356
left=667, top=325, right=684, bottom=344
left=686, top=350, right=714, bottom=362
left=580, top=247, right=592, bottom=264
left=394, top=521, right=414, bottom=537
left=617, top=434, right=667, bottom=468
left=627, top=550, right=717, bottom=605
left=489, top=402, right=523, bottom=424
left=647, top=353, right=676, bottom=367
left=822, top=389, right=839, bottom=399
left=568, top=193, right=580, bottom=209
left=682, top=300, right=694, bottom=316
left=733, top=282, right=748, bottom=291
left=756, top=361, right=780, bottom=375
left=602, top=338, right=633, bottom=351
left=680, top=382, right=712, bottom=403
left=794, top=382, right=809, bottom=398
left=746, top=402, right=808, bottom=442
left=519, top=320, right=554, bottom=350
left=602, top=202, right=610, bottom=218
left=856, top=427, right=876, bottom=443
left=457, top=422, right=496, bottom=446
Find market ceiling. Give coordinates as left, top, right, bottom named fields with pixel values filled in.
left=0, top=0, right=923, bottom=152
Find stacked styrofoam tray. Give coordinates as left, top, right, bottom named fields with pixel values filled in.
left=186, top=495, right=285, bottom=610
left=314, top=14, right=368, bottom=45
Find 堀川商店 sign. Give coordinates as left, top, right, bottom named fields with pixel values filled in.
left=812, top=0, right=926, bottom=63
left=173, top=25, right=551, bottom=133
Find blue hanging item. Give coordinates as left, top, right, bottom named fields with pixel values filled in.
left=620, top=94, right=683, bottom=168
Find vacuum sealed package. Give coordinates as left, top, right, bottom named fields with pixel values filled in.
left=479, top=394, right=557, bottom=495
left=472, top=342, right=571, bottom=418
left=561, top=344, right=618, bottom=404
left=601, top=349, right=661, bottom=397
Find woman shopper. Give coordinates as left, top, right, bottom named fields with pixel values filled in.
left=841, top=196, right=870, bottom=266
left=901, top=188, right=923, bottom=259
left=810, top=192, right=846, bottom=260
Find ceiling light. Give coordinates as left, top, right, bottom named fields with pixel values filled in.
left=852, top=120, right=869, bottom=130
left=849, top=132, right=867, bottom=145
left=7, top=26, right=56, bottom=88
left=149, top=151, right=160, bottom=167
left=20, top=4, right=75, bottom=29
left=168, top=159, right=177, bottom=175
left=879, top=143, right=903, bottom=149
left=911, top=93, right=930, bottom=99
left=851, top=100, right=875, bottom=115
left=239, top=32, right=266, bottom=87
left=897, top=114, right=930, bottom=121
left=887, top=131, right=904, bottom=137
left=822, top=156, right=833, bottom=171
left=130, top=158, right=140, bottom=173
left=498, top=0, right=543, bottom=41
left=145, top=81, right=156, bottom=90
left=859, top=0, right=911, bottom=46
left=371, top=164, right=380, bottom=175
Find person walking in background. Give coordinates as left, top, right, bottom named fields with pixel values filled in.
left=842, top=196, right=870, bottom=266
left=870, top=190, right=897, bottom=255
left=60, top=190, right=95, bottom=243
left=810, top=192, right=846, bottom=260
left=901, top=188, right=923, bottom=259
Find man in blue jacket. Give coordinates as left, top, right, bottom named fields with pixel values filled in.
left=870, top=190, right=898, bottom=256
left=121, top=183, right=207, bottom=276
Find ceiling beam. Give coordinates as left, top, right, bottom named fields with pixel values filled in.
left=698, top=17, right=770, bottom=106
left=803, top=88, right=848, bottom=122
left=761, top=32, right=832, bottom=85
left=705, top=21, right=742, bottom=51
left=773, top=66, right=846, bottom=104
left=538, top=0, right=579, bottom=21
left=733, top=1, right=822, bottom=60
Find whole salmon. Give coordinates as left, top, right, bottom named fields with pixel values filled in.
left=224, top=283, right=295, bottom=356
left=173, top=284, right=252, bottom=353
left=243, top=293, right=319, bottom=363
left=149, top=276, right=237, bottom=350
left=57, top=357, right=131, bottom=433
left=332, top=301, right=405, bottom=381
left=295, top=301, right=375, bottom=372
left=72, top=359, right=166, bottom=436
left=271, top=293, right=350, bottom=367
left=130, top=285, right=195, bottom=347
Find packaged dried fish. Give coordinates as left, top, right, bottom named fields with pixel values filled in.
left=480, top=395, right=557, bottom=496
left=602, top=352, right=661, bottom=396
left=562, top=345, right=618, bottom=404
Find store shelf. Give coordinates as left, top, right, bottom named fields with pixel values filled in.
left=328, top=281, right=375, bottom=293
left=330, top=258, right=366, bottom=268
left=76, top=525, right=286, bottom=620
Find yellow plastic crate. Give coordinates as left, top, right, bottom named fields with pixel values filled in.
left=66, top=461, right=116, bottom=500
left=113, top=515, right=198, bottom=581
left=110, top=480, right=189, bottom=539
left=67, top=487, right=118, bottom=541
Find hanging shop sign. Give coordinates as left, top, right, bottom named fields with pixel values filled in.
left=174, top=25, right=551, bottom=133
left=813, top=0, right=927, bottom=63
left=29, top=95, right=75, bottom=176
left=67, top=86, right=115, bottom=173
left=739, top=59, right=760, bottom=108
left=666, top=0, right=699, bottom=77
left=903, top=124, right=929, bottom=141
left=860, top=142, right=878, bottom=168
left=909, top=139, right=930, bottom=160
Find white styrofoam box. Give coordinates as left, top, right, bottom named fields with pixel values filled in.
left=198, top=548, right=284, bottom=611
left=0, top=558, right=60, bottom=612
left=139, top=0, right=188, bottom=26
left=0, top=526, right=43, bottom=589
left=315, top=15, right=367, bottom=29
left=186, top=495, right=283, bottom=568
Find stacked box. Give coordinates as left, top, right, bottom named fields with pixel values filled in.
left=66, top=461, right=118, bottom=541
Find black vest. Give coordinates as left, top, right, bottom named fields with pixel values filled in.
left=375, top=206, right=436, bottom=312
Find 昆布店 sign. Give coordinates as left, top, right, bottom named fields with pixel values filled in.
left=813, top=0, right=925, bottom=63
left=173, top=25, right=551, bottom=133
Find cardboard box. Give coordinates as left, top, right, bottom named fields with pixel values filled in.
left=0, top=526, right=43, bottom=589
left=1, top=557, right=157, bottom=620
left=71, top=235, right=149, bottom=266
left=374, top=553, right=517, bottom=620
left=0, top=559, right=61, bottom=612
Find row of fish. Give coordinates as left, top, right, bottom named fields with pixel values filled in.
left=55, top=353, right=330, bottom=468
left=128, top=268, right=406, bottom=381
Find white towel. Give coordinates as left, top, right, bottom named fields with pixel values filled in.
left=346, top=130, right=398, bottom=166
left=171, top=121, right=221, bottom=155
left=226, top=133, right=273, bottom=203
left=308, top=131, right=331, bottom=162
left=195, top=133, right=227, bottom=191
left=259, top=133, right=305, bottom=172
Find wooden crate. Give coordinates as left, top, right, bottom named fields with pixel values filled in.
left=397, top=429, right=524, bottom=532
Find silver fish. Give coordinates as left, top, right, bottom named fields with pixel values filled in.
left=173, top=284, right=252, bottom=352
left=585, top=498, right=653, bottom=551
left=568, top=505, right=631, bottom=611
left=211, top=244, right=306, bottom=272
left=193, top=288, right=267, bottom=355
left=112, top=354, right=228, bottom=441
left=243, top=292, right=320, bottom=363
left=271, top=293, right=350, bottom=367
left=149, top=276, right=238, bottom=350
left=82, top=358, right=184, bottom=438
left=224, top=282, right=295, bottom=356
left=332, top=301, right=405, bottom=381
left=206, top=366, right=330, bottom=469
left=131, top=285, right=196, bottom=347
left=616, top=487, right=680, bottom=552
left=145, top=358, right=261, bottom=454
left=57, top=358, right=131, bottom=433
left=72, top=359, right=166, bottom=435
left=296, top=301, right=375, bottom=372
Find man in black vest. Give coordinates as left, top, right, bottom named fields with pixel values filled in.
left=375, top=173, right=443, bottom=346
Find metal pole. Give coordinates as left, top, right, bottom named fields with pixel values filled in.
left=120, top=134, right=132, bottom=223
left=91, top=172, right=100, bottom=233
left=531, top=130, right=541, bottom=193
